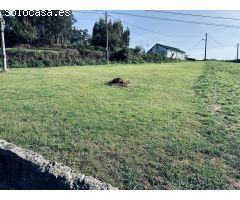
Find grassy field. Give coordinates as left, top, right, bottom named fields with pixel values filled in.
left=0, top=62, right=239, bottom=189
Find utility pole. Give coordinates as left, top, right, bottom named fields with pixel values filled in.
left=0, top=11, right=7, bottom=71
left=105, top=11, right=109, bottom=64
left=237, top=43, right=239, bottom=61
left=204, top=33, right=207, bottom=61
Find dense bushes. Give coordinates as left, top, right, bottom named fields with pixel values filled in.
left=3, top=47, right=183, bottom=68
left=110, top=48, right=129, bottom=62
left=142, top=53, right=166, bottom=63
left=109, top=48, right=162, bottom=64
left=6, top=48, right=107, bottom=68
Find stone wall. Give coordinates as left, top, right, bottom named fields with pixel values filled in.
left=0, top=139, right=117, bottom=190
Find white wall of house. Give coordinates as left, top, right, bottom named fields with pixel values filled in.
left=166, top=50, right=185, bottom=60
left=150, top=45, right=185, bottom=60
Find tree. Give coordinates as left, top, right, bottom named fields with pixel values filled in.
left=29, top=10, right=75, bottom=45
left=70, top=28, right=90, bottom=45
left=91, top=18, right=106, bottom=48
left=92, top=18, right=130, bottom=51
left=2, top=10, right=76, bottom=47
left=134, top=45, right=145, bottom=54
left=14, top=17, right=37, bottom=48
left=122, top=27, right=130, bottom=47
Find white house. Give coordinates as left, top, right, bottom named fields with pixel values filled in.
left=147, top=43, right=186, bottom=60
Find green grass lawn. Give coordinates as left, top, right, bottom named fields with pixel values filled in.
left=0, top=62, right=239, bottom=189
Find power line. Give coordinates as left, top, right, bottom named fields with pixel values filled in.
left=109, top=14, right=181, bottom=38
left=78, top=11, right=191, bottom=38
left=147, top=10, right=240, bottom=21
left=207, top=40, right=220, bottom=48
left=76, top=18, right=100, bottom=21
left=208, top=34, right=225, bottom=46
left=109, top=14, right=200, bottom=39
left=208, top=34, right=236, bottom=47
left=185, top=39, right=204, bottom=51
left=109, top=15, right=169, bottom=38
left=109, top=14, right=194, bottom=52
left=74, top=11, right=200, bottom=41
left=109, top=15, right=164, bottom=48
left=189, top=44, right=235, bottom=50
left=74, top=10, right=239, bottom=59
left=108, top=11, right=240, bottom=29
left=185, top=36, right=235, bottom=51
left=76, top=11, right=161, bottom=45
left=73, top=11, right=105, bottom=15
left=109, top=14, right=236, bottom=55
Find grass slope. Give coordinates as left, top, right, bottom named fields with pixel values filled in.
left=194, top=61, right=240, bottom=189
left=0, top=62, right=239, bottom=189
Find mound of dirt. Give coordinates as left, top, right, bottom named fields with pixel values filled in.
left=107, top=78, right=130, bottom=87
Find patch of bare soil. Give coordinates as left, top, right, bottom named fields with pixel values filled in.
left=106, top=78, right=131, bottom=87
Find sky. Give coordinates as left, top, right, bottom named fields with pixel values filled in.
left=73, top=10, right=240, bottom=60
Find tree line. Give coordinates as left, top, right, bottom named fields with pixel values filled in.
left=2, top=10, right=131, bottom=52
left=2, top=10, right=167, bottom=66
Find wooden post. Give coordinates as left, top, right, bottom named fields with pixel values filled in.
left=105, top=11, right=109, bottom=64
left=237, top=43, right=239, bottom=61
left=0, top=12, right=7, bottom=71
left=204, top=33, right=207, bottom=61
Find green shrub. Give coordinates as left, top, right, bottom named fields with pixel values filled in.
left=5, top=47, right=181, bottom=68
left=142, top=53, right=165, bottom=63
left=6, top=48, right=106, bottom=68
left=110, top=48, right=129, bottom=62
